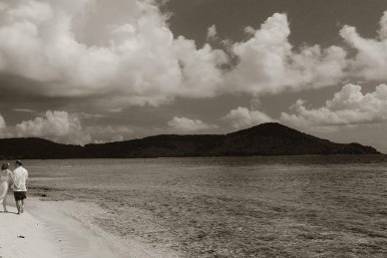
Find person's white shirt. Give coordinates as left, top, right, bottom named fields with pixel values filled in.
left=12, top=166, right=28, bottom=192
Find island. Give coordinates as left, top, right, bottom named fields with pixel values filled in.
left=0, top=123, right=380, bottom=159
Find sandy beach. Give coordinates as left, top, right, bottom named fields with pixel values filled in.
left=0, top=196, right=178, bottom=258
left=2, top=157, right=386, bottom=257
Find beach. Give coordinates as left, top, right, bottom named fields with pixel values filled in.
left=1, top=156, right=386, bottom=257
left=0, top=196, right=178, bottom=258
left=0, top=199, right=60, bottom=258
left=0, top=0, right=386, bottom=256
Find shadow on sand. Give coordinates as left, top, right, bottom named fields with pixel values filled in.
left=0, top=210, right=20, bottom=215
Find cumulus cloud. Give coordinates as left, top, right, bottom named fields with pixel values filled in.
left=1, top=0, right=387, bottom=145
left=168, top=116, right=217, bottom=133
left=281, top=83, right=387, bottom=130
left=223, top=107, right=273, bottom=129
left=340, top=11, right=387, bottom=81
left=172, top=36, right=228, bottom=98
left=0, top=1, right=375, bottom=110
left=0, top=110, right=137, bottom=144
left=0, top=0, right=227, bottom=107
left=0, top=114, right=6, bottom=130
left=3, top=1, right=387, bottom=109
left=0, top=114, right=13, bottom=138
left=227, top=13, right=347, bottom=95
left=15, top=111, right=91, bottom=144
left=207, top=24, right=217, bottom=40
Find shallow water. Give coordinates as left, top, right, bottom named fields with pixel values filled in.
left=28, top=155, right=387, bottom=257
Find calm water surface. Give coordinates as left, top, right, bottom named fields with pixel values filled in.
left=28, top=156, right=387, bottom=257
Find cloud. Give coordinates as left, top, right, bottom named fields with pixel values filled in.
left=172, top=36, right=228, bottom=99
left=223, top=107, right=273, bottom=129
left=168, top=116, right=217, bottom=133
left=0, top=0, right=227, bottom=107
left=280, top=83, right=387, bottom=130
left=0, top=2, right=361, bottom=109
left=15, top=110, right=91, bottom=145
left=226, top=13, right=347, bottom=95
left=0, top=113, right=13, bottom=138
left=85, top=125, right=133, bottom=143
left=0, top=114, right=6, bottom=130
left=13, top=108, right=36, bottom=113
left=0, top=3, right=8, bottom=11
left=207, top=24, right=217, bottom=40
left=0, top=1, right=386, bottom=116
left=0, top=109, right=136, bottom=144
left=77, top=112, right=105, bottom=119
left=340, top=11, right=387, bottom=81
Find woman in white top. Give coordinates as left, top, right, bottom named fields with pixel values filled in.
left=0, top=163, right=12, bottom=212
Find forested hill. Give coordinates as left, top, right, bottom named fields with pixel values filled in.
left=0, top=123, right=380, bottom=159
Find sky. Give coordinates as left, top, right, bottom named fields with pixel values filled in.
left=0, top=0, right=387, bottom=152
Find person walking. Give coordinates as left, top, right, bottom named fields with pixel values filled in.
left=12, top=160, right=28, bottom=215
left=0, top=163, right=12, bottom=212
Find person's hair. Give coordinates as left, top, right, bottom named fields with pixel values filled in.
left=15, top=160, right=22, bottom=166
left=1, top=163, right=9, bottom=170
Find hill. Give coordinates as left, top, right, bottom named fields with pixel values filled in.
left=0, top=123, right=380, bottom=159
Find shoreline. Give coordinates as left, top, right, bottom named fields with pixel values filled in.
left=9, top=157, right=387, bottom=257
left=0, top=196, right=179, bottom=258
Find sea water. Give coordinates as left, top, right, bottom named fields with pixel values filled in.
left=28, top=156, right=387, bottom=257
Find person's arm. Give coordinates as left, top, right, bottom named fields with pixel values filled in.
left=26, top=170, right=29, bottom=189
left=8, top=170, right=14, bottom=186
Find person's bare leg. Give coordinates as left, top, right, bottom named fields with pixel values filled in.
left=3, top=196, right=7, bottom=212
left=21, top=199, right=24, bottom=213
left=16, top=200, right=21, bottom=214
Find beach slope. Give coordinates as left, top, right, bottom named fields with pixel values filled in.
left=0, top=197, right=173, bottom=258
left=0, top=204, right=60, bottom=257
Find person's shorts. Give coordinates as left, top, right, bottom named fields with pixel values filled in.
left=14, top=191, right=27, bottom=201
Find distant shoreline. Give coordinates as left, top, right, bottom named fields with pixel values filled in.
left=5, top=154, right=386, bottom=162
left=0, top=123, right=380, bottom=159
left=5, top=154, right=384, bottom=160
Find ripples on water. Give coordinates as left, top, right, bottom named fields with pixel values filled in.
left=29, top=155, right=387, bottom=257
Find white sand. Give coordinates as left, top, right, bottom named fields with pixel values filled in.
left=0, top=205, right=61, bottom=257
left=0, top=196, right=179, bottom=258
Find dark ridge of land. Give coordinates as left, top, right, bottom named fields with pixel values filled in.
left=0, top=123, right=380, bottom=159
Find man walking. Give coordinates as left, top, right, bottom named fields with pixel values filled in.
left=12, top=160, right=28, bottom=215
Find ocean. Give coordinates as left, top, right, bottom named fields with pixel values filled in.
left=28, top=155, right=387, bottom=257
